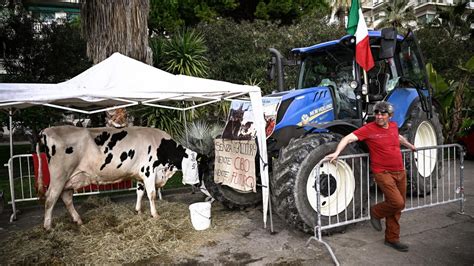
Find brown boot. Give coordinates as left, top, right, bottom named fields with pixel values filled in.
left=384, top=241, right=409, bottom=252
left=370, top=208, right=382, bottom=231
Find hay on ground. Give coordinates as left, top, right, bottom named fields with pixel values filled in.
left=0, top=196, right=245, bottom=264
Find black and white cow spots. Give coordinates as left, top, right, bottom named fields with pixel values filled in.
left=94, top=131, right=110, bottom=146
left=43, top=135, right=51, bottom=162
left=117, top=149, right=136, bottom=168
left=145, top=166, right=150, bottom=178
left=37, top=126, right=199, bottom=230
left=152, top=139, right=187, bottom=170
left=128, top=149, right=135, bottom=159
left=65, top=147, right=74, bottom=154
left=107, top=130, right=127, bottom=151
left=100, top=153, right=113, bottom=171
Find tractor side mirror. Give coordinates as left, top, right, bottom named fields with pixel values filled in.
left=379, top=28, right=397, bottom=59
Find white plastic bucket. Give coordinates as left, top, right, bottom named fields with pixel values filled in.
left=189, top=201, right=211, bottom=230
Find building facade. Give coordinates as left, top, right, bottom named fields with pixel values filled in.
left=361, top=0, right=474, bottom=28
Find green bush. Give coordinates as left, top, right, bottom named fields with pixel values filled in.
left=196, top=14, right=344, bottom=94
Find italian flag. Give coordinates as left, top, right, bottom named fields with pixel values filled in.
left=347, top=0, right=374, bottom=71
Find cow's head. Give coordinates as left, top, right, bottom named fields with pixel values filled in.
left=181, top=149, right=199, bottom=185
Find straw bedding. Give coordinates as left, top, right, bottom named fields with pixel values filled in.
left=0, top=196, right=242, bottom=264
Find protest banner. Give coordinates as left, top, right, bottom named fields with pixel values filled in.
left=214, top=139, right=257, bottom=192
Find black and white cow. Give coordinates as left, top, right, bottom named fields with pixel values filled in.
left=37, top=126, right=198, bottom=230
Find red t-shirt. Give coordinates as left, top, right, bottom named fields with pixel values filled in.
left=353, top=121, right=403, bottom=173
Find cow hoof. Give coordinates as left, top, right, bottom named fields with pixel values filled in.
left=76, top=220, right=83, bottom=226
left=135, top=210, right=142, bottom=215
left=152, top=214, right=160, bottom=219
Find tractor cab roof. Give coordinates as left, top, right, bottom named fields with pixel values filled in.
left=292, top=30, right=405, bottom=55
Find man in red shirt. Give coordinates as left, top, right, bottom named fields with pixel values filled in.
left=326, top=101, right=416, bottom=252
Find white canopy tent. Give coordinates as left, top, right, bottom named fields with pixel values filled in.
left=0, top=53, right=271, bottom=230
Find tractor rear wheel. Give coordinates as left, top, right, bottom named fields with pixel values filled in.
left=202, top=157, right=261, bottom=209
left=271, top=133, right=367, bottom=234
left=399, top=100, right=444, bottom=196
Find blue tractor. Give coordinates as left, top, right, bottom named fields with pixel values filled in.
left=204, top=29, right=443, bottom=233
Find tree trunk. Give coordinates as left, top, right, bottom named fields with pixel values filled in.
left=81, top=0, right=152, bottom=126
left=81, top=0, right=152, bottom=64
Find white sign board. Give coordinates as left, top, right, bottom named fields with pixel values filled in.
left=214, top=139, right=257, bottom=192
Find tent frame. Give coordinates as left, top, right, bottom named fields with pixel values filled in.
left=4, top=93, right=274, bottom=232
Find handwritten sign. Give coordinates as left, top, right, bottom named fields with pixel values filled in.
left=214, top=139, right=257, bottom=192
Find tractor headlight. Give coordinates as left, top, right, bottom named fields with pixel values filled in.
left=350, top=80, right=358, bottom=89
left=361, top=84, right=368, bottom=95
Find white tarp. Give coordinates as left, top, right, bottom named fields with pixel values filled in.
left=0, top=53, right=259, bottom=108
left=0, top=52, right=271, bottom=228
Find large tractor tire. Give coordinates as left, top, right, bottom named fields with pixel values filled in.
left=202, top=157, right=261, bottom=210
left=271, top=133, right=367, bottom=234
left=399, top=100, right=444, bottom=196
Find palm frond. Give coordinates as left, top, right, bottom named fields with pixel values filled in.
left=176, top=120, right=223, bottom=155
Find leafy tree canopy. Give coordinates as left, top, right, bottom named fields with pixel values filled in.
left=148, top=0, right=330, bottom=35
left=0, top=6, right=91, bottom=142
left=196, top=13, right=344, bottom=94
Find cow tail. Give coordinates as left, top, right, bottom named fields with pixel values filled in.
left=36, top=134, right=45, bottom=201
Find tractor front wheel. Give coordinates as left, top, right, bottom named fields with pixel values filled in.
left=271, top=133, right=367, bottom=234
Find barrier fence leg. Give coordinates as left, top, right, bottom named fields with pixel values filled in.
left=306, top=163, right=340, bottom=266
left=459, top=150, right=465, bottom=215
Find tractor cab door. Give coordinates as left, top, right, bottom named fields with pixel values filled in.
left=365, top=54, right=398, bottom=102
left=395, top=32, right=429, bottom=90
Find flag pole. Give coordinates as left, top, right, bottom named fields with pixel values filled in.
left=363, top=69, right=369, bottom=102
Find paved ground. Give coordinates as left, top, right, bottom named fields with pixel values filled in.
left=0, top=160, right=473, bottom=265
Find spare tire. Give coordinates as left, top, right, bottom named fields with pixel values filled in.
left=399, top=100, right=444, bottom=196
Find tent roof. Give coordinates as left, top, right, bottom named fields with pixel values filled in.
left=0, top=53, right=260, bottom=113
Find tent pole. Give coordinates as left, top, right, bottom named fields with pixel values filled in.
left=8, top=108, right=17, bottom=221
left=8, top=109, right=13, bottom=171
left=183, top=108, right=189, bottom=146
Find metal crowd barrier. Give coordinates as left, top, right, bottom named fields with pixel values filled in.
left=4, top=154, right=163, bottom=222
left=307, top=144, right=465, bottom=265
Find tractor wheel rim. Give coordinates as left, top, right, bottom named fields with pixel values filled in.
left=414, top=121, right=438, bottom=177
left=307, top=160, right=355, bottom=216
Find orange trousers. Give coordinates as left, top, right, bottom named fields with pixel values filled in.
left=371, top=170, right=407, bottom=243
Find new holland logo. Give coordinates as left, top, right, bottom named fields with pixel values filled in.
left=297, top=103, right=333, bottom=126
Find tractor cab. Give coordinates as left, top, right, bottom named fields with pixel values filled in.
left=267, top=28, right=434, bottom=153
left=291, top=29, right=431, bottom=123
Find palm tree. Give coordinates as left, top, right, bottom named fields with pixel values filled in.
left=431, top=1, right=473, bottom=40
left=329, top=0, right=351, bottom=25
left=162, top=29, right=209, bottom=77
left=376, top=0, right=416, bottom=33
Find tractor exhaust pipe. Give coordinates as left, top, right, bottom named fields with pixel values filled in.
left=269, top=48, right=285, bottom=92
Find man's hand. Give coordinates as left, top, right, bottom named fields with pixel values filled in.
left=324, top=133, right=358, bottom=164
left=325, top=152, right=339, bottom=163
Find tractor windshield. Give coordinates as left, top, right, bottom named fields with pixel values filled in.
left=298, top=46, right=358, bottom=119
left=298, top=46, right=355, bottom=95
